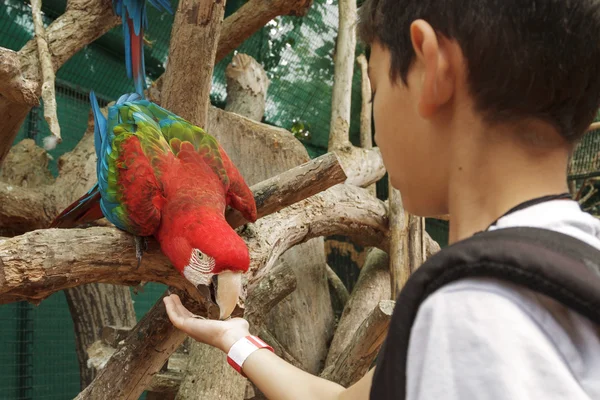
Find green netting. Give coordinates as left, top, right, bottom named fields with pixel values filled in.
left=569, top=125, right=600, bottom=179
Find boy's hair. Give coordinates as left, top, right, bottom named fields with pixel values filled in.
left=358, top=0, right=600, bottom=142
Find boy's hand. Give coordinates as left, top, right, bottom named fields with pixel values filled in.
left=163, top=294, right=250, bottom=353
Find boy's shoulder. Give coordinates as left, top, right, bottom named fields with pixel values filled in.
left=408, top=276, right=600, bottom=400
left=423, top=275, right=600, bottom=341
left=371, top=204, right=600, bottom=399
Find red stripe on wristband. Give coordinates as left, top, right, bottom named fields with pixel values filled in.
left=226, top=335, right=274, bottom=377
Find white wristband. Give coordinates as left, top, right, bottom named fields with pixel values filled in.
left=226, top=335, right=274, bottom=376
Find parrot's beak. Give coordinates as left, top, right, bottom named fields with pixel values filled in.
left=215, top=270, right=242, bottom=320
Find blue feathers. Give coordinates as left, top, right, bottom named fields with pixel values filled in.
left=90, top=91, right=132, bottom=232
left=112, top=0, right=173, bottom=96
left=90, top=91, right=107, bottom=161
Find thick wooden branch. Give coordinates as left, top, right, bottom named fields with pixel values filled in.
left=336, top=145, right=385, bottom=187
left=150, top=0, right=313, bottom=99
left=31, top=0, right=61, bottom=148
left=328, top=0, right=357, bottom=150
left=408, top=215, right=427, bottom=274
left=320, top=300, right=394, bottom=387
left=226, top=151, right=347, bottom=227
left=388, top=184, right=409, bottom=298
left=357, top=54, right=372, bottom=150
left=87, top=339, right=185, bottom=394
left=325, top=264, right=350, bottom=310
left=245, top=262, right=297, bottom=333
left=0, top=48, right=38, bottom=106
left=0, top=0, right=119, bottom=165
left=218, top=0, right=313, bottom=62
left=324, top=248, right=390, bottom=369
left=75, top=288, right=200, bottom=400
left=0, top=228, right=202, bottom=305
left=161, top=0, right=224, bottom=126
left=225, top=53, right=270, bottom=121
left=246, top=184, right=391, bottom=285
left=146, top=371, right=183, bottom=393
left=324, top=1, right=385, bottom=188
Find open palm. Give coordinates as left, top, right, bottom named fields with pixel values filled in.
left=163, top=294, right=250, bottom=353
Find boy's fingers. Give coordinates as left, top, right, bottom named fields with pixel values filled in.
left=173, top=296, right=197, bottom=319
left=163, top=296, right=186, bottom=328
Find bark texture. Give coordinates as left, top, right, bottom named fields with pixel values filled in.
left=30, top=0, right=61, bottom=148
left=0, top=0, right=119, bottom=165
left=225, top=53, right=270, bottom=121
left=161, top=0, right=225, bottom=127
left=324, top=248, right=391, bottom=369
left=65, top=284, right=137, bottom=388
left=320, top=300, right=394, bottom=387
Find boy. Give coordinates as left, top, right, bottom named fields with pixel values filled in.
left=163, top=0, right=600, bottom=398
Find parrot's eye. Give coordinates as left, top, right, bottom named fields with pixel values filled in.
left=187, top=249, right=215, bottom=275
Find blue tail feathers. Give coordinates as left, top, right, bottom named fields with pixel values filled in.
left=113, top=0, right=173, bottom=97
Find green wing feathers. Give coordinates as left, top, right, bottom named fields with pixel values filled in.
left=158, top=115, right=230, bottom=188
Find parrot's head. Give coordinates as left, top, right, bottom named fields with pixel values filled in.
left=161, top=213, right=250, bottom=320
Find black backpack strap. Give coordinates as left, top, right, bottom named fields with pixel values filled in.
left=370, top=227, right=600, bottom=400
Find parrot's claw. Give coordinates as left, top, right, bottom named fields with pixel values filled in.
left=134, top=236, right=148, bottom=268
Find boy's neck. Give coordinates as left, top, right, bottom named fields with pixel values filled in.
left=447, top=120, right=572, bottom=244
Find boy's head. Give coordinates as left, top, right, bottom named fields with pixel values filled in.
left=358, top=0, right=600, bottom=216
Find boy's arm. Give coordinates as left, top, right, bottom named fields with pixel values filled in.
left=163, top=294, right=373, bottom=400
left=243, top=351, right=374, bottom=400
left=407, top=280, right=582, bottom=400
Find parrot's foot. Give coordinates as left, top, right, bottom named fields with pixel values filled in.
left=133, top=281, right=147, bottom=295
left=134, top=236, right=148, bottom=268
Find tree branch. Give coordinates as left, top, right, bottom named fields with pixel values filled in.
left=0, top=48, right=38, bottom=105
left=325, top=264, right=350, bottom=310
left=587, top=121, right=600, bottom=132
left=324, top=248, right=390, bottom=369
left=0, top=0, right=119, bottom=165
left=328, top=0, right=356, bottom=150
left=161, top=0, right=225, bottom=126
left=0, top=227, right=200, bottom=305
left=245, top=262, right=298, bottom=333
left=218, top=0, right=313, bottom=62
left=75, top=288, right=199, bottom=400
left=388, top=184, right=409, bottom=298
left=325, top=1, right=385, bottom=187
left=30, top=0, right=61, bottom=149
left=336, top=145, right=385, bottom=187
left=320, top=300, right=394, bottom=387
left=246, top=184, right=391, bottom=285
left=357, top=54, right=372, bottom=151
left=225, top=53, right=270, bottom=121
left=226, top=151, right=347, bottom=227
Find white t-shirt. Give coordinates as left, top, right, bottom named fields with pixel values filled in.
left=406, top=200, right=600, bottom=400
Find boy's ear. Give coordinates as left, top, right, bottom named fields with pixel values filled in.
left=410, top=20, right=454, bottom=118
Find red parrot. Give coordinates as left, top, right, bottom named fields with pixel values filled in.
left=51, top=92, right=257, bottom=319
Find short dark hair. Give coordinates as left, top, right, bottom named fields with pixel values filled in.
left=358, top=0, right=600, bottom=142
